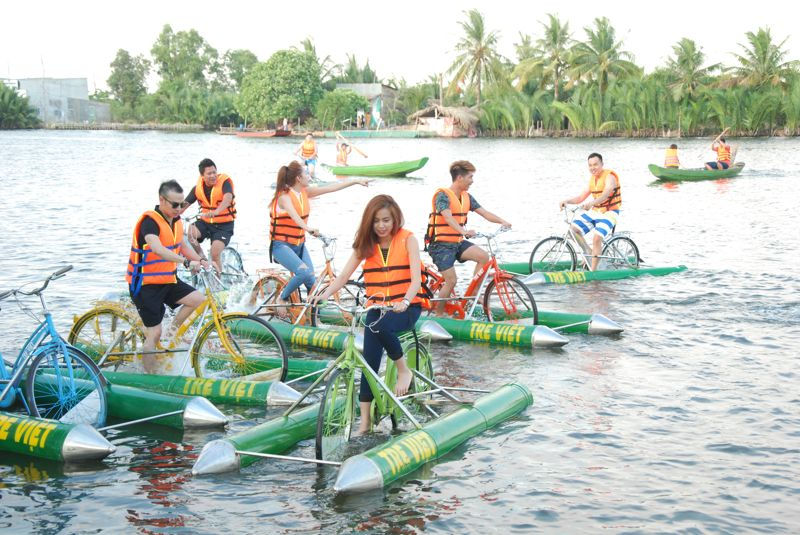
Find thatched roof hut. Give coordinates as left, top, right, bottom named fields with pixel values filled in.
left=408, top=105, right=479, bottom=128
left=408, top=105, right=479, bottom=137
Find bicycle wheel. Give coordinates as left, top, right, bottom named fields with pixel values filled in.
left=483, top=275, right=539, bottom=325
left=315, top=366, right=357, bottom=461
left=311, top=280, right=364, bottom=328
left=601, top=236, right=640, bottom=269
left=247, top=274, right=299, bottom=320
left=68, top=306, right=145, bottom=369
left=191, top=313, right=288, bottom=381
left=220, top=247, right=246, bottom=287
left=529, top=236, right=577, bottom=272
left=385, top=333, right=435, bottom=427
left=25, top=344, right=108, bottom=428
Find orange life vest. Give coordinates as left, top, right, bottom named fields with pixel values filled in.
left=270, top=189, right=310, bottom=247
left=301, top=140, right=316, bottom=159
left=716, top=143, right=731, bottom=163
left=362, top=229, right=426, bottom=305
left=664, top=148, right=680, bottom=168
left=425, top=188, right=470, bottom=247
left=195, top=174, right=236, bottom=224
left=589, top=169, right=622, bottom=213
left=126, top=210, right=184, bottom=295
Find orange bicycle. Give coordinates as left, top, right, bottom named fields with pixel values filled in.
left=423, top=227, right=538, bottom=324
left=248, top=234, right=363, bottom=327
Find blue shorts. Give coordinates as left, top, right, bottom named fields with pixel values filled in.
left=706, top=161, right=730, bottom=170
left=427, top=240, right=475, bottom=271
left=304, top=158, right=317, bottom=166
left=574, top=210, right=618, bottom=238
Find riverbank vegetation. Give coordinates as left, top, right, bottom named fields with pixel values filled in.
left=96, top=15, right=800, bottom=137
left=0, top=84, right=40, bottom=129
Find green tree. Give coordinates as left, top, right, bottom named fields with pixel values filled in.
left=295, top=38, right=341, bottom=85
left=150, top=24, right=222, bottom=90
left=0, top=84, right=40, bottom=129
left=666, top=38, right=718, bottom=102
left=336, top=54, right=380, bottom=83
left=223, top=49, right=258, bottom=91
left=731, top=27, right=799, bottom=88
left=236, top=50, right=324, bottom=126
left=107, top=49, right=151, bottom=107
left=447, top=9, right=504, bottom=106
left=512, top=14, right=571, bottom=100
left=314, top=89, right=369, bottom=129
left=568, top=17, right=639, bottom=112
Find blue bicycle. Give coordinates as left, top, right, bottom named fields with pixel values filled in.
left=0, top=266, right=108, bottom=427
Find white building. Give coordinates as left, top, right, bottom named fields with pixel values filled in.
left=2, top=77, right=110, bottom=124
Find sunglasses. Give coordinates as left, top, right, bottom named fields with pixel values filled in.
left=162, top=197, right=189, bottom=209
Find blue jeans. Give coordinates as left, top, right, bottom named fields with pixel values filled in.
left=360, top=305, right=422, bottom=402
left=271, top=240, right=315, bottom=300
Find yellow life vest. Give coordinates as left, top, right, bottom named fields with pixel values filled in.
left=589, top=169, right=622, bottom=213
left=716, top=144, right=731, bottom=163
left=664, top=148, right=680, bottom=168
left=301, top=140, right=316, bottom=159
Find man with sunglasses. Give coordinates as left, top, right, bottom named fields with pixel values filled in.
left=126, top=180, right=209, bottom=373
left=184, top=158, right=236, bottom=274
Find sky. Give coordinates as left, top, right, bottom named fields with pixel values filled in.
left=1, top=0, right=797, bottom=92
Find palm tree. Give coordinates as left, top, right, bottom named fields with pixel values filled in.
left=667, top=38, right=719, bottom=102
left=731, top=27, right=799, bottom=88
left=568, top=17, right=639, bottom=113
left=447, top=9, right=504, bottom=106
left=295, top=37, right=341, bottom=84
left=513, top=14, right=572, bottom=101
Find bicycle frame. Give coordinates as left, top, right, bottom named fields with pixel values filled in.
left=282, top=304, right=422, bottom=430
left=559, top=206, right=629, bottom=269
left=424, top=229, right=515, bottom=321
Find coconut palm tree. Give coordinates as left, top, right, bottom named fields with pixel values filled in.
left=667, top=38, right=719, bottom=102
left=731, top=27, right=799, bottom=88
left=447, top=9, right=504, bottom=106
left=568, top=17, right=639, bottom=115
left=295, top=37, right=341, bottom=84
left=512, top=14, right=572, bottom=101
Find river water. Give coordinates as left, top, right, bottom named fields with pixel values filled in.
left=1, top=130, right=798, bottom=533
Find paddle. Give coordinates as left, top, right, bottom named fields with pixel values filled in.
left=336, top=131, right=368, bottom=158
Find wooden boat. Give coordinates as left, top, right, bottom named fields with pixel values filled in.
left=323, top=157, right=429, bottom=177
left=235, top=129, right=292, bottom=138
left=648, top=162, right=745, bottom=181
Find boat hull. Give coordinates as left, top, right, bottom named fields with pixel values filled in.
left=324, top=157, right=429, bottom=177
left=648, top=162, right=745, bottom=181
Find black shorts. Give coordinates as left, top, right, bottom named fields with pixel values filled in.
left=130, top=280, right=197, bottom=327
left=194, top=220, right=234, bottom=245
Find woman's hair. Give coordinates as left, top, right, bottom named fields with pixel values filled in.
left=353, top=195, right=404, bottom=259
left=271, top=161, right=304, bottom=204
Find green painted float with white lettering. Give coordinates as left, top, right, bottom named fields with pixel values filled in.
left=0, top=411, right=114, bottom=462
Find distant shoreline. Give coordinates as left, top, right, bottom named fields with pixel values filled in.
left=19, top=123, right=798, bottom=139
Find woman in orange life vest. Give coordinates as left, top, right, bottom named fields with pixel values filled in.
left=295, top=134, right=319, bottom=179
left=312, top=195, right=423, bottom=434
left=126, top=180, right=209, bottom=373
left=269, top=161, right=371, bottom=310
left=664, top=144, right=680, bottom=168
left=705, top=136, right=733, bottom=170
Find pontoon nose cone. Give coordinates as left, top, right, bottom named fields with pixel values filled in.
left=183, top=397, right=228, bottom=428
left=62, top=424, right=116, bottom=461
left=522, top=273, right=547, bottom=286
left=266, top=381, right=305, bottom=406
left=532, top=325, right=569, bottom=347
left=192, top=439, right=238, bottom=475
left=418, top=320, right=453, bottom=341
left=334, top=455, right=384, bottom=494
left=588, top=314, right=623, bottom=335
left=355, top=333, right=364, bottom=353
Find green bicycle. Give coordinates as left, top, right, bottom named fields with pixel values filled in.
left=282, top=301, right=438, bottom=462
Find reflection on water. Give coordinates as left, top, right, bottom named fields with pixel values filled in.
left=1, top=131, right=798, bottom=532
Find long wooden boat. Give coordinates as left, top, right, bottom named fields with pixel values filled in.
left=323, top=157, right=429, bottom=177
left=235, top=129, right=292, bottom=138
left=648, top=162, right=745, bottom=181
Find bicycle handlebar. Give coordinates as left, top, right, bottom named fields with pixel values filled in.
left=317, top=300, right=394, bottom=315
left=314, top=233, right=336, bottom=247
left=474, top=226, right=511, bottom=240
left=13, top=265, right=73, bottom=296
